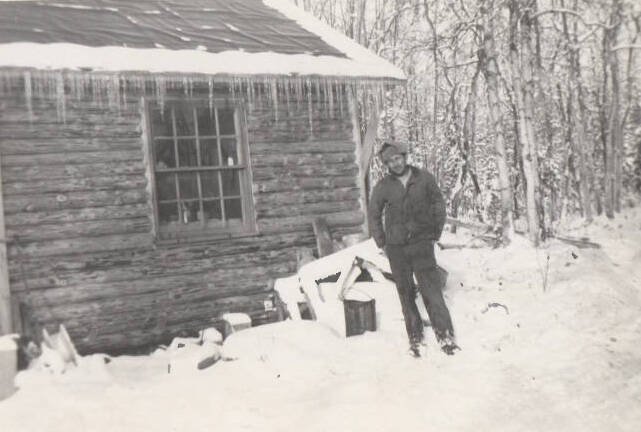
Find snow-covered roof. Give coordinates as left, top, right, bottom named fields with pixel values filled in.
left=0, top=0, right=405, bottom=81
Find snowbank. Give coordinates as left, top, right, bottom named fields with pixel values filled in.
left=0, top=207, right=639, bottom=432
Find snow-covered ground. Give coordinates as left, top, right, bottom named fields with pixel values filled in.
left=1, top=207, right=640, bottom=432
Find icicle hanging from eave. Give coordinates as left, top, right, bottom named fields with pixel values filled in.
left=272, top=80, right=279, bottom=121
left=208, top=76, right=214, bottom=117
left=306, top=78, right=314, bottom=135
left=0, top=68, right=403, bottom=126
left=337, top=79, right=344, bottom=118
left=55, top=72, right=66, bottom=123
left=23, top=70, right=33, bottom=123
left=283, top=78, right=291, bottom=116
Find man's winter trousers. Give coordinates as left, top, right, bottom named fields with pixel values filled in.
left=385, top=239, right=454, bottom=345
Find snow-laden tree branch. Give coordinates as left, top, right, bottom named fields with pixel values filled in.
left=611, top=44, right=641, bottom=51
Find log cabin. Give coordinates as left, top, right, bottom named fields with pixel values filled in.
left=0, top=0, right=404, bottom=354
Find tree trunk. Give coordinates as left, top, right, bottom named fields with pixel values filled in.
left=509, top=0, right=541, bottom=245
left=478, top=0, right=515, bottom=244
left=561, top=0, right=593, bottom=221
left=423, top=0, right=439, bottom=145
left=602, top=0, right=623, bottom=218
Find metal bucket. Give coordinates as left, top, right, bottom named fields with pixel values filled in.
left=343, top=299, right=376, bottom=337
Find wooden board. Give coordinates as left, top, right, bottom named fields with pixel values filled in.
left=0, top=153, right=11, bottom=334
left=312, top=217, right=334, bottom=258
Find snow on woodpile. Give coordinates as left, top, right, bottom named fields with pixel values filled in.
left=0, top=0, right=404, bottom=80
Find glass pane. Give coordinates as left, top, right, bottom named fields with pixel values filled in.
left=155, top=173, right=176, bottom=201
left=178, top=172, right=199, bottom=199
left=200, top=139, right=219, bottom=167
left=173, top=105, right=196, bottom=136
left=154, top=139, right=176, bottom=168
left=224, top=198, right=243, bottom=222
left=180, top=200, right=201, bottom=224
left=217, top=108, right=236, bottom=135
left=177, top=139, right=198, bottom=167
left=203, top=200, right=223, bottom=226
left=221, top=138, right=239, bottom=166
left=221, top=170, right=240, bottom=196
left=197, top=107, right=217, bottom=136
left=201, top=171, right=220, bottom=198
left=158, top=202, right=179, bottom=224
left=151, top=107, right=173, bottom=137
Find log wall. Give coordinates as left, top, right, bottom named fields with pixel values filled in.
left=0, top=77, right=365, bottom=353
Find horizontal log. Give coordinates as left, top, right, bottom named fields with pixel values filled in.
left=551, top=235, right=601, bottom=249
left=5, top=203, right=151, bottom=227
left=8, top=232, right=153, bottom=258
left=58, top=301, right=272, bottom=348
left=11, top=251, right=295, bottom=294
left=45, top=287, right=270, bottom=334
left=159, top=294, right=277, bottom=328
left=0, top=106, right=140, bottom=125
left=2, top=174, right=147, bottom=196
left=10, top=230, right=309, bottom=274
left=25, top=291, right=271, bottom=353
left=2, top=149, right=143, bottom=167
left=255, top=187, right=360, bottom=207
left=255, top=175, right=358, bottom=193
left=248, top=110, right=349, bottom=128
left=248, top=121, right=352, bottom=144
left=1, top=91, right=142, bottom=109
left=256, top=200, right=361, bottom=218
left=445, top=217, right=492, bottom=231
left=63, top=293, right=271, bottom=342
left=436, top=242, right=486, bottom=250
left=4, top=189, right=147, bottom=214
left=7, top=217, right=151, bottom=242
left=20, top=283, right=280, bottom=335
left=252, top=163, right=358, bottom=181
left=257, top=210, right=364, bottom=235
left=2, top=161, right=146, bottom=182
left=8, top=231, right=313, bottom=288
left=61, top=293, right=273, bottom=353
left=16, top=262, right=286, bottom=309
left=250, top=151, right=355, bottom=168
left=0, top=137, right=143, bottom=155
left=0, top=122, right=141, bottom=140
left=249, top=140, right=354, bottom=155
left=31, top=283, right=272, bottom=328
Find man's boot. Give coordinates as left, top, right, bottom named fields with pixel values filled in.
left=409, top=334, right=425, bottom=358
left=439, top=335, right=460, bottom=356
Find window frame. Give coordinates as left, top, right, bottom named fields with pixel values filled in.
left=143, top=96, right=257, bottom=244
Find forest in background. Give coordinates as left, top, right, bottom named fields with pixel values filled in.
left=292, top=0, right=641, bottom=245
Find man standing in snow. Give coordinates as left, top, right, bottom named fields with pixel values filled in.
left=368, top=142, right=459, bottom=357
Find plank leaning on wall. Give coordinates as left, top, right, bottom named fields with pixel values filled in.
left=0, top=153, right=13, bottom=335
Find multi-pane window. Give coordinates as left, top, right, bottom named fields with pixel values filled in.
left=147, top=100, right=255, bottom=241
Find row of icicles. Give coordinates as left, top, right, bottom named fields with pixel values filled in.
left=0, top=70, right=392, bottom=129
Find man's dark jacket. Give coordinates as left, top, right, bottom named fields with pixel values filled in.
left=368, top=165, right=446, bottom=248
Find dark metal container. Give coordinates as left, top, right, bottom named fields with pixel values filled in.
left=343, top=299, right=376, bottom=337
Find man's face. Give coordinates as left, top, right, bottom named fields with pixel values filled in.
left=384, top=153, right=407, bottom=176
